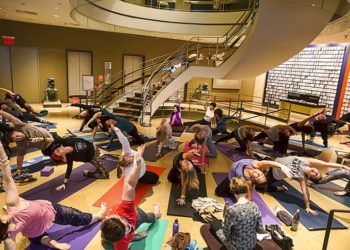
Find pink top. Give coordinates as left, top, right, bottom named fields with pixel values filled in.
left=7, top=199, right=56, bottom=238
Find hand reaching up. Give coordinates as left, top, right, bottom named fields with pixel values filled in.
left=136, top=144, right=145, bottom=162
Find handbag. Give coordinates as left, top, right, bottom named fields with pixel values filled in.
left=266, top=225, right=294, bottom=250
left=167, top=232, right=191, bottom=250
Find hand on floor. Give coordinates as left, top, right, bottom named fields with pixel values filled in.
left=305, top=208, right=318, bottom=216
left=56, top=183, right=66, bottom=191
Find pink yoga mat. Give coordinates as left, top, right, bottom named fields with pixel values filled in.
left=93, top=165, right=165, bottom=209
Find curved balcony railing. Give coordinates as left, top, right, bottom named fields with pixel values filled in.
left=139, top=0, right=259, bottom=125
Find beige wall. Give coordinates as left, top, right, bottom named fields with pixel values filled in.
left=187, top=77, right=256, bottom=101
left=0, top=19, right=183, bottom=102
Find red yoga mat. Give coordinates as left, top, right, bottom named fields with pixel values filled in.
left=93, top=165, right=165, bottom=209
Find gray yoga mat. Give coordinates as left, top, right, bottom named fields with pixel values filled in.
left=311, top=181, right=350, bottom=208
left=143, top=141, right=182, bottom=162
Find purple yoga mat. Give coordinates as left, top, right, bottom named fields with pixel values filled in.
left=212, top=172, right=280, bottom=226
left=26, top=221, right=101, bottom=250
left=20, top=155, right=118, bottom=203
left=215, top=143, right=252, bottom=162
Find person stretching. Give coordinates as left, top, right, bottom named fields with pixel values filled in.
left=0, top=142, right=108, bottom=250
left=311, top=165, right=350, bottom=196
left=100, top=144, right=149, bottom=249
left=111, top=124, right=159, bottom=184
left=156, top=118, right=178, bottom=157
left=48, top=137, right=109, bottom=191
left=210, top=177, right=265, bottom=250
left=215, top=158, right=292, bottom=199
left=0, top=87, right=40, bottom=115
left=211, top=108, right=237, bottom=135
left=190, top=124, right=217, bottom=160
left=167, top=150, right=200, bottom=205
left=184, top=102, right=216, bottom=126
left=0, top=110, right=54, bottom=177
left=215, top=125, right=263, bottom=158
left=169, top=103, right=183, bottom=127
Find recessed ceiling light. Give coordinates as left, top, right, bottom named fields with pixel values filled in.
left=0, top=8, right=2, bottom=10
left=16, top=9, right=37, bottom=15
left=55, top=7, right=58, bottom=10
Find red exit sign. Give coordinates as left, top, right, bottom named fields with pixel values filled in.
left=2, top=36, right=15, bottom=45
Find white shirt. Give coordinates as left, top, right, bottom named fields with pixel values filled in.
left=204, top=107, right=214, bottom=122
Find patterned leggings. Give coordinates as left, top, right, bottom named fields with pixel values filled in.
left=89, top=147, right=109, bottom=178
left=319, top=169, right=350, bottom=192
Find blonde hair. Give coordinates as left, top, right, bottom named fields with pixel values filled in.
left=156, top=129, right=167, bottom=142
left=182, top=167, right=199, bottom=190
left=229, top=177, right=248, bottom=195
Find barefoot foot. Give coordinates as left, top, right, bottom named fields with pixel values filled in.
left=153, top=203, right=161, bottom=219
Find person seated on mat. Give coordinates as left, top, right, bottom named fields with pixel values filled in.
left=167, top=150, right=200, bottom=205
left=47, top=136, right=110, bottom=191
left=268, top=156, right=344, bottom=215
left=156, top=118, right=178, bottom=157
left=215, top=158, right=292, bottom=199
left=0, top=142, right=109, bottom=250
left=0, top=87, right=40, bottom=116
left=211, top=108, right=237, bottom=136
left=169, top=102, right=183, bottom=127
left=210, top=177, right=265, bottom=250
left=100, top=144, right=157, bottom=249
left=215, top=125, right=263, bottom=158
left=253, top=124, right=297, bottom=155
left=184, top=102, right=216, bottom=126
left=190, top=124, right=217, bottom=161
left=85, top=110, right=145, bottom=146
left=310, top=165, right=350, bottom=196
left=0, top=110, right=55, bottom=178
left=0, top=100, right=54, bottom=125
left=111, top=124, right=159, bottom=184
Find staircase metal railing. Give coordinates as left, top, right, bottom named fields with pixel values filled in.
left=140, top=0, right=260, bottom=126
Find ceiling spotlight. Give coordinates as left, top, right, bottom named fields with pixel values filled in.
left=55, top=7, right=58, bottom=10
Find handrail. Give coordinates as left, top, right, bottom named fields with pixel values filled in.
left=322, top=209, right=350, bottom=250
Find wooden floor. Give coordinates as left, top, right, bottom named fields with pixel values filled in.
left=1, top=104, right=350, bottom=250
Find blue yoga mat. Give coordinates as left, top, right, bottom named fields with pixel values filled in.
left=311, top=182, right=350, bottom=208
left=34, top=123, right=57, bottom=129
left=9, top=146, right=39, bottom=158
left=269, top=181, right=347, bottom=230
left=10, top=155, right=53, bottom=173
left=78, top=133, right=110, bottom=142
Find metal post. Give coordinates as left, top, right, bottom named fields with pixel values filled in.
left=228, top=99, right=232, bottom=116
left=322, top=210, right=334, bottom=250
left=287, top=103, right=291, bottom=123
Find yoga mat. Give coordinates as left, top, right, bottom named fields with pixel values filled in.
left=96, top=135, right=156, bottom=151
left=9, top=146, right=39, bottom=158
left=215, top=143, right=252, bottom=162
left=143, top=141, right=182, bottom=162
left=20, top=155, right=118, bottom=203
left=212, top=172, right=280, bottom=226
left=26, top=221, right=101, bottom=250
left=129, top=220, right=168, bottom=250
left=268, top=180, right=347, bottom=230
left=172, top=125, right=187, bottom=137
left=167, top=174, right=207, bottom=217
left=311, top=182, right=350, bottom=208
left=93, top=165, right=165, bottom=209
left=34, top=123, right=57, bottom=129
left=11, top=155, right=53, bottom=174
left=78, top=133, right=109, bottom=142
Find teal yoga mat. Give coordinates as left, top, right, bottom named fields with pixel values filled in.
left=129, top=220, right=169, bottom=250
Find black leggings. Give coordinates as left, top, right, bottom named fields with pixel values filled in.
left=254, top=132, right=289, bottom=154
left=129, top=125, right=145, bottom=145
left=184, top=119, right=211, bottom=126
left=167, top=167, right=181, bottom=184
left=138, top=170, right=159, bottom=184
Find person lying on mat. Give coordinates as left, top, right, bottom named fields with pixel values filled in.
left=253, top=124, right=297, bottom=155
left=269, top=156, right=344, bottom=215
left=215, top=125, right=263, bottom=158
left=169, top=102, right=183, bottom=127
left=0, top=87, right=40, bottom=115
left=0, top=100, right=54, bottom=125
left=0, top=110, right=55, bottom=177
left=47, top=137, right=110, bottom=191
left=156, top=119, right=178, bottom=157
left=190, top=124, right=217, bottom=160
left=85, top=109, right=145, bottom=146
left=100, top=144, right=152, bottom=249
left=215, top=158, right=292, bottom=199
left=0, top=142, right=109, bottom=250
left=288, top=109, right=326, bottom=150
left=210, top=177, right=265, bottom=250
left=167, top=150, right=200, bottom=205
left=111, top=125, right=159, bottom=184
left=211, top=108, right=237, bottom=136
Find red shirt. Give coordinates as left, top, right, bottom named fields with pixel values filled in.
left=113, top=200, right=137, bottom=250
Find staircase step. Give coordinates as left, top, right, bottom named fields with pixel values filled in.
left=113, top=112, right=139, bottom=122
left=113, top=106, right=140, bottom=112
left=134, top=92, right=142, bottom=98
left=119, top=101, right=143, bottom=108
left=126, top=96, right=142, bottom=102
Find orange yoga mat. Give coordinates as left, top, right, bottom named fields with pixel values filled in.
left=93, top=165, right=165, bottom=209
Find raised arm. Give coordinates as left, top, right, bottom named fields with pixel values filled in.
left=297, top=109, right=326, bottom=126
left=0, top=110, right=22, bottom=125
left=0, top=87, right=14, bottom=95
left=299, top=179, right=318, bottom=215
left=111, top=124, right=132, bottom=154
left=84, top=111, right=102, bottom=128
left=122, top=145, right=145, bottom=201
left=0, top=142, right=19, bottom=207
left=189, top=124, right=202, bottom=133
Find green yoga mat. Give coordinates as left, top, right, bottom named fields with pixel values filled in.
left=129, top=220, right=168, bottom=250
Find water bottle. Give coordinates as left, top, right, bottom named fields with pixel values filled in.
left=172, top=219, right=179, bottom=236
left=291, top=209, right=300, bottom=231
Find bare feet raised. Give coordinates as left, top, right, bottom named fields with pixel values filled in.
left=334, top=190, right=349, bottom=196
left=50, top=241, right=71, bottom=250
left=153, top=203, right=161, bottom=219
